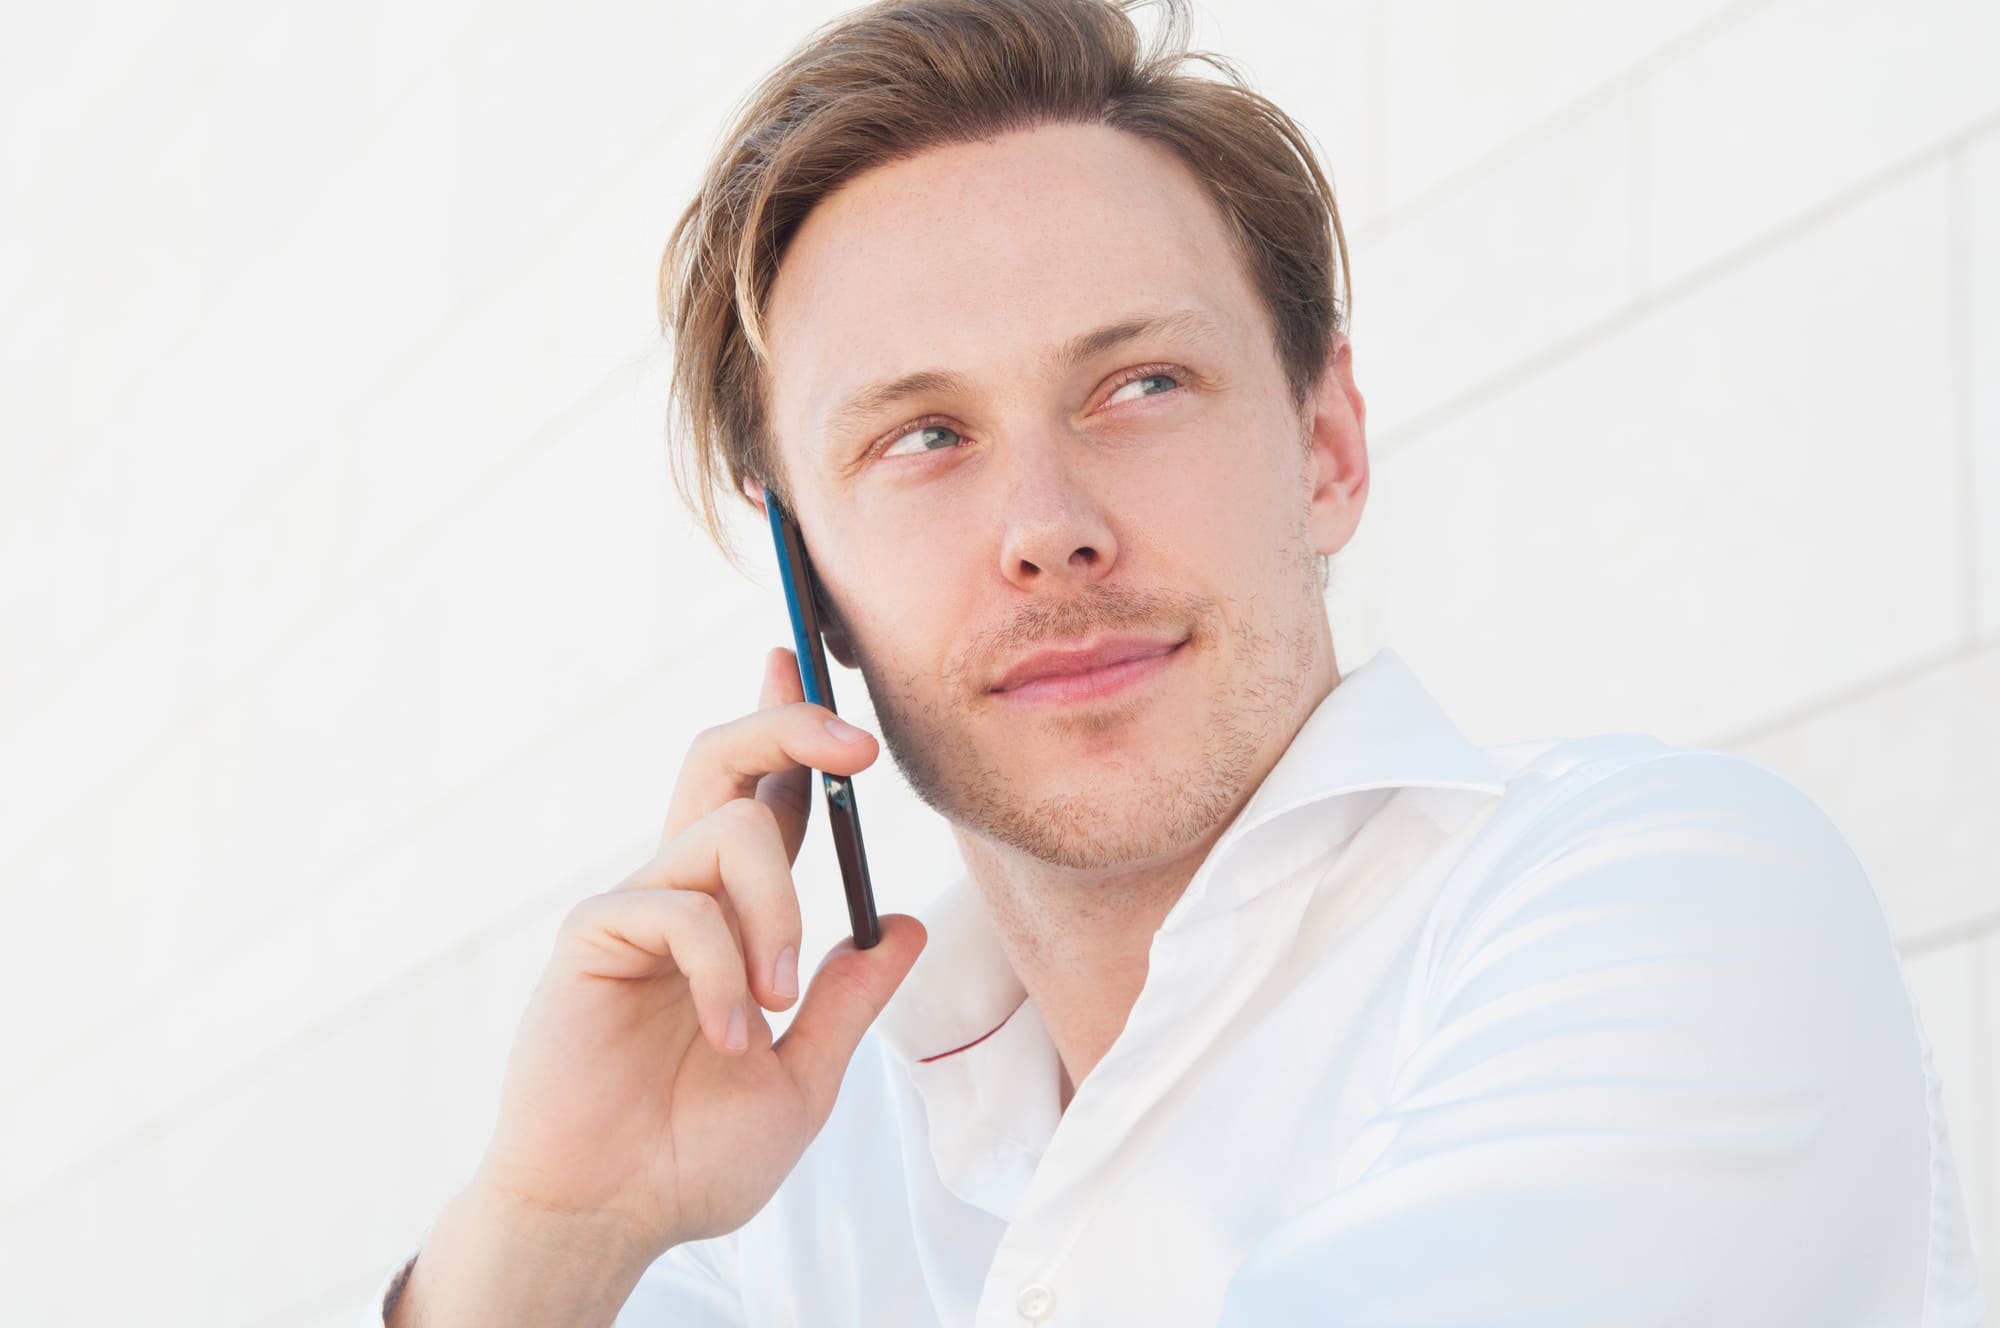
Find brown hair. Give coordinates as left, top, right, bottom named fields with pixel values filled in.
left=657, top=0, right=1351, bottom=569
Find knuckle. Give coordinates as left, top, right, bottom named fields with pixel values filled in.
left=664, top=885, right=721, bottom=923
left=688, top=721, right=728, bottom=762
left=813, top=960, right=873, bottom=1011
left=663, top=892, right=732, bottom=963
left=725, top=794, right=779, bottom=838
left=561, top=892, right=609, bottom=931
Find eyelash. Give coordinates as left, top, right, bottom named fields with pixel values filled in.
left=869, top=362, right=1190, bottom=462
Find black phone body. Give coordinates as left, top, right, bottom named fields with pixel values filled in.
left=764, top=486, right=882, bottom=949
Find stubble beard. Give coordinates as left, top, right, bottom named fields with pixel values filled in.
left=846, top=542, right=1324, bottom=872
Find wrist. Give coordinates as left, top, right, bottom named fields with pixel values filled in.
left=394, top=1182, right=663, bottom=1328
left=456, top=1175, right=667, bottom=1267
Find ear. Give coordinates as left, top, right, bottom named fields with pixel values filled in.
left=1303, top=333, right=1370, bottom=559
left=752, top=472, right=861, bottom=671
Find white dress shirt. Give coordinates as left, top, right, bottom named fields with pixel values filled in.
left=364, top=646, right=1986, bottom=1326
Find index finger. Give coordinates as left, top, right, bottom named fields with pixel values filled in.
left=658, top=649, right=879, bottom=852
left=754, top=646, right=812, bottom=861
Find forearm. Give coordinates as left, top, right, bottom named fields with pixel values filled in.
left=387, top=1183, right=660, bottom=1328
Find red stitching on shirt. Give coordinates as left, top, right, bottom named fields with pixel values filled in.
left=917, top=996, right=1029, bottom=1063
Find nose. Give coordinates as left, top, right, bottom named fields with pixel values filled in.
left=994, top=434, right=1119, bottom=591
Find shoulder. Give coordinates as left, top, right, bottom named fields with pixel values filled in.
left=1417, top=734, right=1913, bottom=1076
left=1449, top=734, right=1890, bottom=937
left=1480, top=731, right=1850, bottom=847
left=1224, top=736, right=1953, bottom=1324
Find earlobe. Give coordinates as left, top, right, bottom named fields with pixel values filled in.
left=822, top=625, right=859, bottom=671
left=816, top=583, right=859, bottom=670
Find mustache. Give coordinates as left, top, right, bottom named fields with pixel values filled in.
left=962, top=585, right=1217, bottom=679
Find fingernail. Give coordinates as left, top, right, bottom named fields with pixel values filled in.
left=726, top=1004, right=748, bottom=1051
left=773, top=945, right=799, bottom=999
left=825, top=717, right=869, bottom=742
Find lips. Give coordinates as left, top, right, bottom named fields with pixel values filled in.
left=990, top=635, right=1187, bottom=693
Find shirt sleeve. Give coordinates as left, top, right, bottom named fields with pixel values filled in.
left=355, top=1232, right=747, bottom=1326
left=358, top=1249, right=417, bottom=1327
left=1215, top=750, right=1983, bottom=1327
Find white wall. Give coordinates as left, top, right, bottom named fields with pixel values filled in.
left=0, top=1, right=1993, bottom=1322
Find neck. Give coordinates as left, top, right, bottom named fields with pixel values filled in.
left=953, top=817, right=1218, bottom=1113
left=951, top=649, right=1342, bottom=1114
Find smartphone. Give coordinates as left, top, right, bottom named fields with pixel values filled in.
left=764, top=485, right=882, bottom=950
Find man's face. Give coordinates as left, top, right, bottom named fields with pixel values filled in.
left=761, top=122, right=1366, bottom=872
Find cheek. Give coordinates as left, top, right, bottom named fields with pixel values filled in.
left=1163, top=431, right=1312, bottom=581
left=835, top=554, right=965, bottom=674
left=1127, top=448, right=1269, bottom=564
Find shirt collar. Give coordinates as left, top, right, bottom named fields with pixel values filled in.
left=874, top=645, right=1507, bottom=1068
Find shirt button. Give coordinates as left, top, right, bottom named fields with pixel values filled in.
left=1016, top=1282, right=1055, bottom=1321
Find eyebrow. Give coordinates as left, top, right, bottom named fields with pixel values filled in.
left=822, top=307, right=1226, bottom=453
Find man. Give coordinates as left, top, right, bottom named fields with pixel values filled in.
left=367, top=0, right=1985, bottom=1323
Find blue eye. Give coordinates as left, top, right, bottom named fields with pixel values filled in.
left=881, top=423, right=962, bottom=458
left=1104, top=372, right=1181, bottom=405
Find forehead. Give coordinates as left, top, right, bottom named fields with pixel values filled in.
left=762, top=122, right=1262, bottom=464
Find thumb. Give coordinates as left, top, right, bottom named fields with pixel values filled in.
left=772, top=913, right=928, bottom=1130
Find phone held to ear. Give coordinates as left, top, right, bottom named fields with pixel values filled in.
left=764, top=485, right=883, bottom=950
